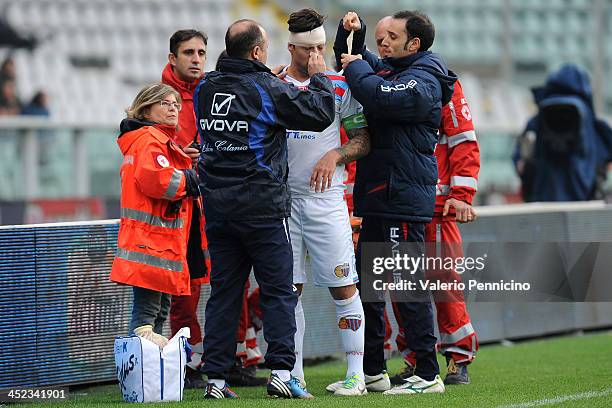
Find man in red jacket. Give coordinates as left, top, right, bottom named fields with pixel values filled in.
left=161, top=29, right=209, bottom=389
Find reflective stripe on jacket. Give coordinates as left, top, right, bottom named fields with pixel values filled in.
left=435, top=80, right=480, bottom=214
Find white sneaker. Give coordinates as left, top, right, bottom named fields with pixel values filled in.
left=383, top=375, right=445, bottom=395
left=333, top=374, right=367, bottom=396
left=325, top=380, right=343, bottom=393
left=327, top=371, right=390, bottom=393
left=364, top=371, right=391, bottom=392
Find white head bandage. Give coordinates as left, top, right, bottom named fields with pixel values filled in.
left=288, top=26, right=326, bottom=47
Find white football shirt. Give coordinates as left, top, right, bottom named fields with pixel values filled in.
left=285, top=70, right=363, bottom=199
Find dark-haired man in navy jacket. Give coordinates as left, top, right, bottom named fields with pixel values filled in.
left=338, top=10, right=456, bottom=395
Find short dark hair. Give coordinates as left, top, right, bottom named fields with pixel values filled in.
left=169, top=29, right=208, bottom=55
left=215, top=50, right=228, bottom=70
left=225, top=19, right=264, bottom=59
left=392, top=10, right=435, bottom=51
left=287, top=8, right=325, bottom=33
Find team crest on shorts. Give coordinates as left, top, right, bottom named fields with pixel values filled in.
left=334, top=263, right=350, bottom=278
left=338, top=315, right=362, bottom=331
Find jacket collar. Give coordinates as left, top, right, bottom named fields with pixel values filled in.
left=119, top=118, right=154, bottom=136
left=118, top=118, right=177, bottom=141
left=161, top=63, right=201, bottom=97
left=216, top=58, right=271, bottom=74
left=146, top=123, right=176, bottom=144
left=384, top=51, right=431, bottom=70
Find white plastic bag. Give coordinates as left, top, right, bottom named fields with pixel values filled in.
left=114, top=327, right=191, bottom=403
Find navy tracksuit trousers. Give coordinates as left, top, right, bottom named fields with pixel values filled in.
left=201, top=218, right=297, bottom=379
left=357, top=217, right=439, bottom=381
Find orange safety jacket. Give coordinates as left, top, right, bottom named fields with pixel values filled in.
left=110, top=120, right=196, bottom=296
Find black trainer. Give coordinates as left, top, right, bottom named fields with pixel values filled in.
left=390, top=361, right=415, bottom=385
left=204, top=383, right=239, bottom=399
left=184, top=366, right=207, bottom=389
left=227, top=361, right=268, bottom=386
left=266, top=373, right=313, bottom=399
left=444, top=358, right=470, bottom=385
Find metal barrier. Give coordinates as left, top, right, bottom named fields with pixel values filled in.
left=0, top=221, right=125, bottom=389
left=1, top=202, right=612, bottom=389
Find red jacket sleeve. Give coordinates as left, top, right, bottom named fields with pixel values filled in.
left=440, top=80, right=480, bottom=205
left=340, top=126, right=356, bottom=213
left=133, top=138, right=188, bottom=201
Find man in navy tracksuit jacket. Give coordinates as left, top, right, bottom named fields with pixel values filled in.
left=194, top=19, right=334, bottom=399
left=339, top=11, right=456, bottom=393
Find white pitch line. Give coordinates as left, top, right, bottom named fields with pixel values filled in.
left=497, top=388, right=612, bottom=408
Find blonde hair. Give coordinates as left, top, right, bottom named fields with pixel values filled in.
left=126, top=82, right=181, bottom=121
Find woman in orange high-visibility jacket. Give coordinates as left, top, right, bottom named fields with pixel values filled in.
left=110, top=83, right=201, bottom=347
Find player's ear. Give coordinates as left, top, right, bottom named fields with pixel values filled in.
left=409, top=37, right=420, bottom=52
left=168, top=52, right=177, bottom=67
left=252, top=45, right=262, bottom=61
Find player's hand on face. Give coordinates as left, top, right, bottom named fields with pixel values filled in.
left=342, top=12, right=361, bottom=31
left=308, top=52, right=327, bottom=76
left=341, top=53, right=362, bottom=69
left=443, top=198, right=477, bottom=223
left=310, top=149, right=341, bottom=193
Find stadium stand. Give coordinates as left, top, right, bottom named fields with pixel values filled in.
left=0, top=0, right=537, bottom=126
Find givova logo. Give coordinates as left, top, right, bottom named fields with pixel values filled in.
left=211, top=93, right=236, bottom=116
left=202, top=92, right=249, bottom=132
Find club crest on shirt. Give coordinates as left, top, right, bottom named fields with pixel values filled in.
left=338, top=315, right=362, bottom=331
left=334, top=262, right=350, bottom=278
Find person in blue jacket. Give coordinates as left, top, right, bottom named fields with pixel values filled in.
left=194, top=19, right=335, bottom=399
left=339, top=10, right=456, bottom=395
left=513, top=63, right=612, bottom=202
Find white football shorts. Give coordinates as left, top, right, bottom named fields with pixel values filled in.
left=289, top=195, right=358, bottom=287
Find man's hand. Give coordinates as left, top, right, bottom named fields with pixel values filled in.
left=516, top=159, right=525, bottom=176
left=183, top=145, right=200, bottom=165
left=443, top=198, right=477, bottom=223
left=310, top=149, right=341, bottom=193
left=308, top=52, right=327, bottom=76
left=342, top=12, right=361, bottom=31
left=341, top=53, right=362, bottom=69
left=271, top=64, right=287, bottom=79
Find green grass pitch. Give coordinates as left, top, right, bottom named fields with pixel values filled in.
left=36, top=331, right=612, bottom=407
